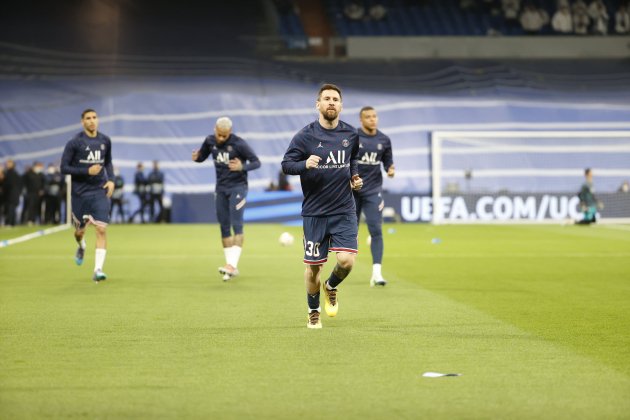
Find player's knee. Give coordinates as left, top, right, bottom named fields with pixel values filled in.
left=367, top=222, right=382, bottom=238
left=336, top=253, right=355, bottom=271
left=95, top=225, right=107, bottom=236
left=306, top=264, right=322, bottom=276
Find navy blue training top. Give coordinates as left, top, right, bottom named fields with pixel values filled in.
left=60, top=131, right=113, bottom=197
left=355, top=128, right=394, bottom=197
left=281, top=120, right=360, bottom=217
left=195, top=133, right=261, bottom=192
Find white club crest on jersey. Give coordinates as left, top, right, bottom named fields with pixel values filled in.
left=342, top=139, right=349, bottom=147
left=326, top=150, right=346, bottom=164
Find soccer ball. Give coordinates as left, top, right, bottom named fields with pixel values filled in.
left=279, top=232, right=294, bottom=246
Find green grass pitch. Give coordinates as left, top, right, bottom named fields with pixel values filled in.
left=1, top=223, right=629, bottom=419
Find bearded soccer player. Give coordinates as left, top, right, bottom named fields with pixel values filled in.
left=60, top=109, right=114, bottom=282
left=192, top=117, right=261, bottom=281
left=281, top=83, right=363, bottom=329
left=354, top=106, right=395, bottom=287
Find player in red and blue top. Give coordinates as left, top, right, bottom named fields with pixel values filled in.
left=354, top=106, right=395, bottom=287
left=193, top=117, right=261, bottom=281
left=282, top=84, right=363, bottom=329
left=60, top=109, right=114, bottom=283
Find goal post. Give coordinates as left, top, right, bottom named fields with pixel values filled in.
left=430, top=131, right=630, bottom=224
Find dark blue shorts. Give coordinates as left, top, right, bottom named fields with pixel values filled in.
left=215, top=187, right=247, bottom=237
left=72, top=192, right=110, bottom=229
left=302, top=214, right=358, bottom=265
left=354, top=191, right=384, bottom=226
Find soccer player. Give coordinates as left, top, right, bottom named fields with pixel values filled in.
left=192, top=117, right=261, bottom=281
left=60, top=109, right=114, bottom=282
left=281, top=83, right=363, bottom=329
left=577, top=168, right=603, bottom=225
left=354, top=106, right=395, bottom=287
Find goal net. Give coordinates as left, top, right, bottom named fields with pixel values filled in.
left=430, top=131, right=630, bottom=224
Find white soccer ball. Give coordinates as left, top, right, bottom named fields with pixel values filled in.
left=279, top=232, right=295, bottom=246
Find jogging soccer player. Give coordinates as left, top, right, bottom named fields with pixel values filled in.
left=192, top=117, right=261, bottom=281
left=60, top=109, right=114, bottom=282
left=281, top=83, right=363, bottom=329
left=354, top=106, right=395, bottom=287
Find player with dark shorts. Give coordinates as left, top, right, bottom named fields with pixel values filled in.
left=282, top=83, right=363, bottom=329
left=60, top=109, right=114, bottom=282
left=354, top=106, right=395, bottom=287
left=193, top=117, right=261, bottom=281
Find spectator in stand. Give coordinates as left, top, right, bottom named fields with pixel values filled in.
left=573, top=4, right=591, bottom=34
left=618, top=180, right=629, bottom=193
left=520, top=2, right=549, bottom=35
left=588, top=0, right=609, bottom=34
left=615, top=3, right=630, bottom=33
left=344, top=1, right=365, bottom=20
left=552, top=4, right=573, bottom=33
left=502, top=0, right=522, bottom=30
left=3, top=160, right=21, bottom=226
left=369, top=3, right=388, bottom=20
left=572, top=0, right=587, bottom=14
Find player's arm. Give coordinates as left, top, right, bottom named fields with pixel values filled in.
left=231, top=142, right=261, bottom=172
left=281, top=136, right=311, bottom=175
left=382, top=138, right=395, bottom=178
left=350, top=133, right=363, bottom=190
left=60, top=140, right=91, bottom=176
left=192, top=138, right=211, bottom=162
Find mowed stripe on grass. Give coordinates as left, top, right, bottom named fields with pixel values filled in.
left=1, top=224, right=629, bottom=419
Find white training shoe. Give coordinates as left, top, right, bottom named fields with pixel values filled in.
left=370, top=276, right=387, bottom=287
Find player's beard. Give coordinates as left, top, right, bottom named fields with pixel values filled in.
left=322, top=108, right=339, bottom=122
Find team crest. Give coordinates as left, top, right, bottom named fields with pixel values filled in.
left=227, top=145, right=233, bottom=152
left=101, top=144, right=106, bottom=150
left=377, top=144, right=382, bottom=150
left=342, top=139, right=349, bottom=147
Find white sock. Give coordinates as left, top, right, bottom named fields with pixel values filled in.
left=77, top=238, right=86, bottom=249
left=372, top=263, right=382, bottom=278
left=231, top=246, right=242, bottom=268
left=223, top=247, right=231, bottom=265
left=94, top=248, right=107, bottom=272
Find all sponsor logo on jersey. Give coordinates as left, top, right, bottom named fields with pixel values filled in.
left=326, top=150, right=346, bottom=165
left=216, top=152, right=230, bottom=164
left=359, top=152, right=379, bottom=165
left=87, top=150, right=102, bottom=162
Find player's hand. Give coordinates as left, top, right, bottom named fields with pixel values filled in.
left=228, top=158, right=243, bottom=172
left=103, top=181, right=115, bottom=198
left=305, top=155, right=321, bottom=169
left=192, top=149, right=200, bottom=161
left=351, top=174, right=363, bottom=191
left=387, top=165, right=395, bottom=178
left=88, top=164, right=102, bottom=176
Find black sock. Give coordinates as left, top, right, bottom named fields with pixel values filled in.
left=307, top=292, right=320, bottom=311
left=327, top=272, right=343, bottom=289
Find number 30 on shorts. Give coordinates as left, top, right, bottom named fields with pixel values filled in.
left=304, top=240, right=320, bottom=257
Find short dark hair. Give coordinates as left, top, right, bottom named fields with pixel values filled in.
left=81, top=109, right=96, bottom=119
left=585, top=168, right=592, bottom=176
left=317, top=83, right=342, bottom=101
left=360, top=106, right=375, bottom=116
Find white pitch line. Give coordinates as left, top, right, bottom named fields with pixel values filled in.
left=0, top=224, right=71, bottom=248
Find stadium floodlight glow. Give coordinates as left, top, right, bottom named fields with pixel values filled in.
left=430, top=131, right=630, bottom=224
